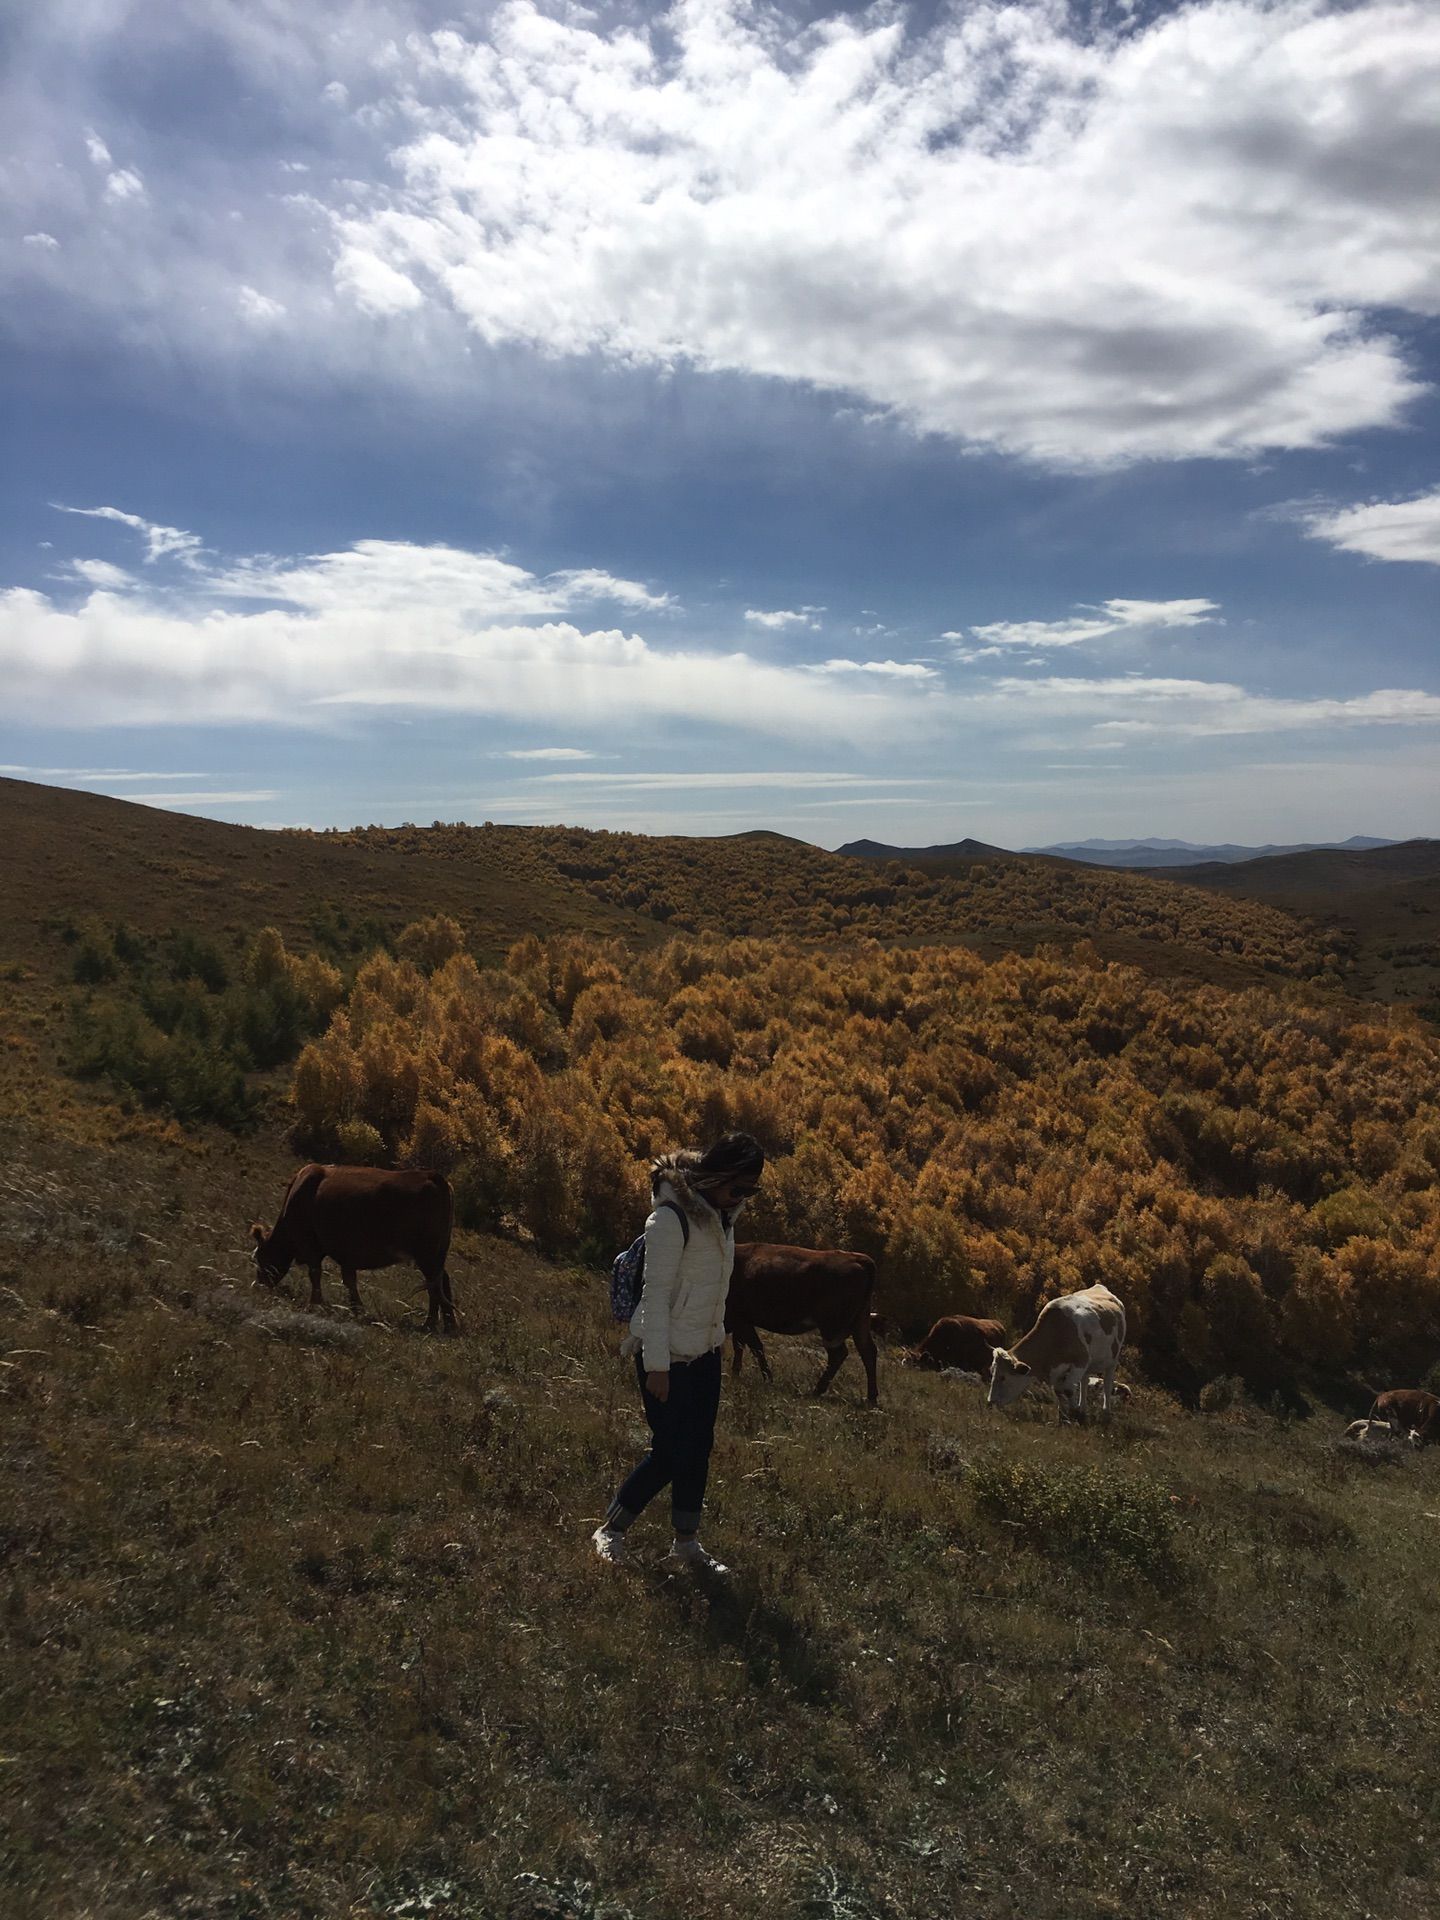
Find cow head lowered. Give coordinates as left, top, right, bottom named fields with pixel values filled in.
left=251, top=1222, right=293, bottom=1288
left=987, top=1347, right=1032, bottom=1408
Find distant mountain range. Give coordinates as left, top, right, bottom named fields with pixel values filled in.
left=1023, top=836, right=1398, bottom=869
left=838, top=833, right=1402, bottom=870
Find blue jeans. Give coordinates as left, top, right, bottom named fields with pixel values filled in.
left=609, top=1348, right=723, bottom=1536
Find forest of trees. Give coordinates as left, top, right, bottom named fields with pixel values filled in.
left=289, top=919, right=1440, bottom=1397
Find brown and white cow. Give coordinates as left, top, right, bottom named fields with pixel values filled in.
left=988, top=1284, right=1126, bottom=1421
left=1368, top=1389, right=1440, bottom=1449
left=904, top=1315, right=1007, bottom=1375
left=727, top=1242, right=880, bottom=1407
left=252, top=1164, right=457, bottom=1333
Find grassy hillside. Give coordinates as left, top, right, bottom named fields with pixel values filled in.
left=6, top=1119, right=1440, bottom=1920
left=333, top=818, right=1341, bottom=985
left=1153, top=841, right=1440, bottom=1011
left=5, top=777, right=1440, bottom=1918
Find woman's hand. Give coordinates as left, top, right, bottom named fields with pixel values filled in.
left=646, top=1369, right=671, bottom=1402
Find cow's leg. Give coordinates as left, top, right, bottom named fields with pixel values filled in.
left=1098, top=1364, right=1117, bottom=1417
left=731, top=1324, right=769, bottom=1381
left=341, top=1267, right=362, bottom=1316
left=421, top=1268, right=442, bottom=1334
left=307, top=1262, right=325, bottom=1310
left=1055, top=1366, right=1082, bottom=1423
left=853, top=1321, right=879, bottom=1408
left=813, top=1342, right=848, bottom=1398
left=440, top=1267, right=458, bottom=1335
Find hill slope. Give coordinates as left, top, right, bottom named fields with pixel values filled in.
left=5, top=779, right=1440, bottom=1919
left=1154, top=839, right=1440, bottom=1007
left=6, top=1117, right=1440, bottom=1920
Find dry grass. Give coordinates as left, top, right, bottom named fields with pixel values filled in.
left=4, top=1117, right=1440, bottom=1920
left=4, top=777, right=1439, bottom=1918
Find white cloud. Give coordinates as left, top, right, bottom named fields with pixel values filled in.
left=803, top=658, right=939, bottom=681
left=0, top=529, right=931, bottom=741
left=529, top=772, right=937, bottom=791
left=22, top=232, right=59, bottom=250
left=334, top=245, right=424, bottom=316
left=238, top=285, right=287, bottom=324
left=9, top=2, right=1439, bottom=469
left=984, top=675, right=1440, bottom=738
left=69, top=559, right=134, bottom=590
left=11, top=520, right=1435, bottom=756
left=500, top=747, right=596, bottom=761
left=123, top=790, right=280, bottom=807
left=548, top=569, right=674, bottom=611
left=0, top=766, right=204, bottom=781
left=745, top=608, right=823, bottom=631
left=102, top=168, right=145, bottom=205
left=51, top=503, right=202, bottom=565
left=207, top=540, right=670, bottom=620
left=323, top=0, right=1440, bottom=466
left=966, top=598, right=1220, bottom=651
left=1303, top=489, right=1440, bottom=564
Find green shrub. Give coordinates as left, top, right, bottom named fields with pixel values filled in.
left=969, top=1458, right=1182, bottom=1583
left=336, top=1118, right=386, bottom=1164
left=1198, top=1374, right=1243, bottom=1413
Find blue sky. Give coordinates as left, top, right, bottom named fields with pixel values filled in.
left=2, top=0, right=1437, bottom=849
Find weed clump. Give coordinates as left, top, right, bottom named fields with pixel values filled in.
left=970, top=1457, right=1183, bottom=1583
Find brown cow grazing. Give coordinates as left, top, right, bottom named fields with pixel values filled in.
left=905, top=1315, right=1007, bottom=1374
left=252, top=1164, right=457, bottom=1333
left=1369, top=1389, right=1440, bottom=1448
left=988, top=1284, right=1126, bottom=1421
left=727, top=1242, right=880, bottom=1407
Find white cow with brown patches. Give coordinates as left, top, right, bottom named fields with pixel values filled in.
left=988, top=1284, right=1127, bottom=1422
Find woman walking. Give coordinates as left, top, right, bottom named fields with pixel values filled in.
left=592, top=1131, right=766, bottom=1573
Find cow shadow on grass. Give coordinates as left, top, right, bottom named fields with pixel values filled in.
left=653, top=1565, right=844, bottom=1705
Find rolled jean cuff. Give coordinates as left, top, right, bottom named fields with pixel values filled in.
left=604, top=1500, right=640, bottom=1533
left=672, top=1507, right=702, bottom=1534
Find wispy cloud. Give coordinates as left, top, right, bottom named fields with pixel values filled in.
left=499, top=747, right=597, bottom=762
left=68, top=558, right=135, bottom=590
left=802, top=659, right=939, bottom=682
left=964, top=599, right=1220, bottom=651
left=0, top=765, right=206, bottom=781
left=527, top=772, right=939, bottom=791
left=984, top=676, right=1440, bottom=738
left=123, top=790, right=280, bottom=807
left=51, top=504, right=202, bottom=565
left=1302, top=490, right=1440, bottom=566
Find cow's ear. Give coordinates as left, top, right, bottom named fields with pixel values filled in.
left=250, top=1223, right=266, bottom=1244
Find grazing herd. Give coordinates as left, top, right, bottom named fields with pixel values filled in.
left=249, top=1165, right=1432, bottom=1443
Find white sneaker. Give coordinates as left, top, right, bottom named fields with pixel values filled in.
left=669, top=1538, right=730, bottom=1575
left=591, top=1524, right=627, bottom=1565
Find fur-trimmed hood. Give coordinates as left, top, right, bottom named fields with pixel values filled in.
left=650, top=1151, right=749, bottom=1228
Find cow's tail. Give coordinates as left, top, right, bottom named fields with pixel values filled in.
left=849, top=1251, right=878, bottom=1331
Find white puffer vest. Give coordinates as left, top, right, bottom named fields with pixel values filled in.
left=629, top=1156, right=744, bottom=1371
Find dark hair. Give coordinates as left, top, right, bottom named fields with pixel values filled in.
left=695, top=1131, right=766, bottom=1185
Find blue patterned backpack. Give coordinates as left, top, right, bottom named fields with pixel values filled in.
left=609, top=1200, right=689, bottom=1323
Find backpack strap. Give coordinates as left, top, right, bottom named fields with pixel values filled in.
left=658, top=1198, right=690, bottom=1246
